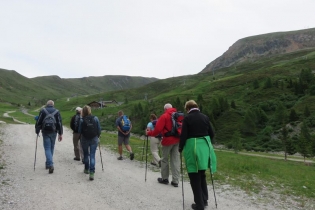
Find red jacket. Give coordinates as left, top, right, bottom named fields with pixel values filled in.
left=147, top=107, right=179, bottom=146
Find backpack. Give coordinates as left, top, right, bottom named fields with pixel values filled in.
left=73, top=114, right=80, bottom=133
left=121, top=115, right=131, bottom=131
left=164, top=111, right=185, bottom=137
left=81, top=115, right=98, bottom=139
left=152, top=120, right=162, bottom=139
left=42, top=108, right=58, bottom=132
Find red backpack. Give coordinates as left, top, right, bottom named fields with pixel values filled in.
left=164, top=112, right=185, bottom=137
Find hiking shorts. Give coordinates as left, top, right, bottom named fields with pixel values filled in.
left=118, top=135, right=130, bottom=146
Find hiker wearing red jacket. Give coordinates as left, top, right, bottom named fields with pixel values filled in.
left=146, top=103, right=180, bottom=187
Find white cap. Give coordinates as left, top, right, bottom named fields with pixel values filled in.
left=75, top=107, right=82, bottom=112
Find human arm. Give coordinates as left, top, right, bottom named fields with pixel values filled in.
left=179, top=117, right=188, bottom=152
left=146, top=115, right=165, bottom=137
left=55, top=111, right=63, bottom=136
left=95, top=116, right=102, bottom=137
left=35, top=110, right=44, bottom=134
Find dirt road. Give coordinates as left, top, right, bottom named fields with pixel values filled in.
left=0, top=124, right=311, bottom=210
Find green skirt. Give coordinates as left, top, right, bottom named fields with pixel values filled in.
left=183, top=136, right=217, bottom=173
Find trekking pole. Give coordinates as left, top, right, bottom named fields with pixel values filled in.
left=180, top=153, right=184, bottom=210
left=145, top=135, right=149, bottom=182
left=34, top=134, right=39, bottom=171
left=142, top=137, right=146, bottom=161
left=98, top=140, right=104, bottom=172
left=209, top=162, right=218, bottom=208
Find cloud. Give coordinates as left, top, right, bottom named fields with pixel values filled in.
left=0, top=0, right=314, bottom=79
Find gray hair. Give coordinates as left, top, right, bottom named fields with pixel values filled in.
left=164, top=103, right=172, bottom=110
left=46, top=100, right=54, bottom=106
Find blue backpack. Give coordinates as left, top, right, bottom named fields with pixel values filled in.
left=121, top=115, right=131, bottom=131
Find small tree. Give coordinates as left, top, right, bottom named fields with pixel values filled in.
left=231, top=100, right=236, bottom=109
left=274, top=101, right=287, bottom=125
left=298, top=121, right=312, bottom=162
left=263, top=77, right=272, bottom=89
left=253, top=80, right=259, bottom=89
left=241, top=109, right=256, bottom=135
left=281, top=125, right=289, bottom=160
left=289, top=109, right=299, bottom=121
left=232, top=130, right=242, bottom=154
left=304, top=105, right=311, bottom=117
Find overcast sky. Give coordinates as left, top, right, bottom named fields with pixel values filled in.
left=0, top=1, right=314, bottom=79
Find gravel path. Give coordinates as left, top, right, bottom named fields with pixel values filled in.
left=0, top=124, right=310, bottom=210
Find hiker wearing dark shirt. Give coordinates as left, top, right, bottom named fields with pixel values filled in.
left=70, top=107, right=84, bottom=162
left=179, top=100, right=217, bottom=210
left=35, top=100, right=63, bottom=174
left=78, top=105, right=101, bottom=181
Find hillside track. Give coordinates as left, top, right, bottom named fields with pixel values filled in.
left=0, top=124, right=312, bottom=210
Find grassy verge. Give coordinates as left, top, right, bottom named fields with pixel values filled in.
left=100, top=132, right=315, bottom=205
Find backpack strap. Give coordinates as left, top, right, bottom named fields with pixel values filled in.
left=51, top=109, right=59, bottom=116
left=42, top=108, right=49, bottom=114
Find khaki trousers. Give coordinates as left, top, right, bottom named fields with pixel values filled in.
left=161, top=143, right=180, bottom=183
left=73, top=132, right=84, bottom=160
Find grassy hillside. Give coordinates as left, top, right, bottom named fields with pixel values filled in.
left=0, top=69, right=158, bottom=105
left=1, top=48, right=315, bottom=154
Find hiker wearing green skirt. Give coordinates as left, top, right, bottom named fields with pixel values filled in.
left=179, top=100, right=216, bottom=210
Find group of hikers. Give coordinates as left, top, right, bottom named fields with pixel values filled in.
left=35, top=99, right=217, bottom=210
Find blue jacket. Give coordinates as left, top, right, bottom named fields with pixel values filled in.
left=35, top=105, right=63, bottom=135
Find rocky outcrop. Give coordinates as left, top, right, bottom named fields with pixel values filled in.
left=200, top=28, right=315, bottom=74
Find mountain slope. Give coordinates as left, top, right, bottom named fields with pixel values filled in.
left=0, top=69, right=158, bottom=104
left=200, top=28, right=315, bottom=74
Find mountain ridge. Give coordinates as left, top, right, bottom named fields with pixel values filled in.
left=200, top=28, right=315, bottom=74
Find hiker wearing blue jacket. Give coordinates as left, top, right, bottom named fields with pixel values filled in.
left=35, top=100, right=63, bottom=174
left=78, top=105, right=101, bottom=181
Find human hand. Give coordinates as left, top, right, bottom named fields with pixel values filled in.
left=178, top=148, right=182, bottom=153
left=58, top=135, right=63, bottom=142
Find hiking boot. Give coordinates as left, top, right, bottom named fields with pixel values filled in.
left=74, top=157, right=80, bottom=161
left=117, top=156, right=123, bottom=160
left=150, top=162, right=157, bottom=166
left=157, top=178, right=169, bottom=185
left=89, top=172, right=94, bottom=181
left=171, top=181, right=178, bottom=187
left=191, top=202, right=207, bottom=210
left=130, top=153, right=134, bottom=160
left=84, top=169, right=89, bottom=174
left=191, top=203, right=204, bottom=210
left=45, top=166, right=49, bottom=170
left=48, top=166, right=54, bottom=174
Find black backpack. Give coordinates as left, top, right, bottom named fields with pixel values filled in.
left=81, top=115, right=98, bottom=139
left=42, top=108, right=58, bottom=132
left=73, top=114, right=80, bottom=133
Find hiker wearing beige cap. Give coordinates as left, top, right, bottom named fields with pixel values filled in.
left=70, top=107, right=84, bottom=161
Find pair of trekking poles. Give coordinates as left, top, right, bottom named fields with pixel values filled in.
left=34, top=134, right=104, bottom=172
left=142, top=136, right=218, bottom=209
